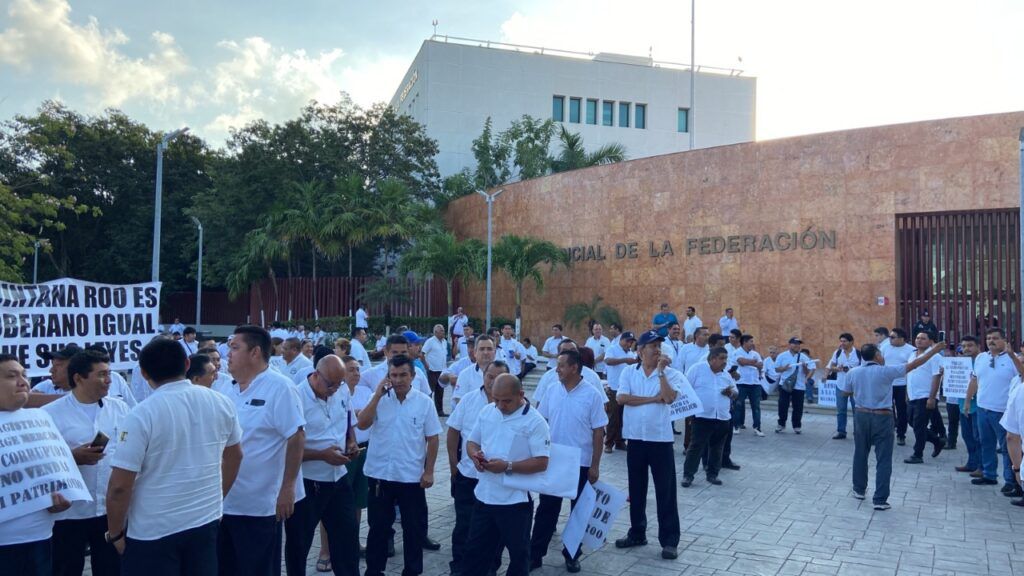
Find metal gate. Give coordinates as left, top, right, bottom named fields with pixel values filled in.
left=896, top=209, right=1020, bottom=346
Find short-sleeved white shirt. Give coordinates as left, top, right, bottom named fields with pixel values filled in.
left=33, top=376, right=135, bottom=406
left=443, top=356, right=472, bottom=382
left=421, top=336, right=449, bottom=372
left=446, top=386, right=490, bottom=479
left=882, top=344, right=915, bottom=386
left=998, top=384, right=1024, bottom=441
left=498, top=338, right=527, bottom=375
left=616, top=366, right=685, bottom=442
left=976, top=351, right=1018, bottom=412
left=907, top=351, right=943, bottom=401
left=346, top=385, right=373, bottom=444
left=359, top=362, right=432, bottom=397
left=282, top=355, right=313, bottom=386
left=734, top=348, right=762, bottom=385
left=297, top=382, right=351, bottom=483
left=542, top=336, right=564, bottom=369
left=538, top=380, right=608, bottom=466
left=679, top=343, right=709, bottom=374
left=774, top=350, right=810, bottom=391
left=0, top=409, right=60, bottom=545
left=524, top=345, right=539, bottom=364
left=585, top=336, right=612, bottom=372
left=363, top=389, right=442, bottom=483
left=686, top=363, right=734, bottom=420
left=719, top=316, right=739, bottom=334
left=533, top=367, right=607, bottom=405
left=604, top=343, right=636, bottom=391
left=355, top=309, right=369, bottom=329
left=682, top=316, right=702, bottom=339
left=110, top=381, right=242, bottom=540
left=43, top=394, right=130, bottom=520
left=349, top=339, right=371, bottom=368
left=663, top=339, right=687, bottom=373
left=220, top=368, right=306, bottom=517
left=131, top=365, right=152, bottom=403
left=453, top=364, right=484, bottom=403
left=468, top=403, right=550, bottom=505
left=830, top=348, right=862, bottom=393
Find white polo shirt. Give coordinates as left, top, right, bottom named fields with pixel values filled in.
left=457, top=337, right=470, bottom=359
left=221, top=368, right=306, bottom=517
left=604, top=343, right=636, bottom=392
left=585, top=336, right=612, bottom=373
left=349, top=339, right=371, bottom=367
left=421, top=336, right=449, bottom=372
left=774, top=350, right=810, bottom=391
left=347, top=385, right=373, bottom=444
left=43, top=394, right=130, bottom=520
left=682, top=316, right=702, bottom=339
left=282, top=355, right=314, bottom=386
left=499, top=337, right=527, bottom=375
left=735, top=348, right=762, bottom=385
left=830, top=348, right=862, bottom=393
left=975, top=351, right=1018, bottom=412
left=443, top=356, right=472, bottom=389
left=524, top=345, right=539, bottom=364
left=363, top=389, right=442, bottom=483
left=662, top=339, right=686, bottom=372
left=538, top=379, right=608, bottom=467
left=359, top=361, right=432, bottom=397
left=446, top=386, right=491, bottom=479
left=882, top=344, right=915, bottom=386
left=679, top=343, right=709, bottom=373
left=719, top=316, right=739, bottom=334
left=617, top=365, right=685, bottom=442
left=686, top=363, right=733, bottom=421
left=298, top=382, right=351, bottom=483
left=907, top=351, right=943, bottom=401
left=355, top=308, right=369, bottom=329
left=468, top=402, right=550, bottom=505
left=131, top=365, right=152, bottom=402
left=453, top=364, right=484, bottom=403
left=542, top=336, right=563, bottom=369
left=998, top=383, right=1024, bottom=440
left=533, top=366, right=607, bottom=405
left=110, top=381, right=242, bottom=541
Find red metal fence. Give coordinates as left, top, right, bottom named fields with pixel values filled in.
left=164, top=291, right=250, bottom=325
left=896, top=209, right=1020, bottom=346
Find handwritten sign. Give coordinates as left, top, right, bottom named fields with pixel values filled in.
left=669, top=378, right=704, bottom=421
left=0, top=409, right=91, bottom=522
left=561, top=481, right=597, bottom=557
left=942, top=357, right=973, bottom=399
left=581, top=481, right=627, bottom=551
left=817, top=379, right=837, bottom=407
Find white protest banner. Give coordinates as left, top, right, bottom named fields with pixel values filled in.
left=669, top=377, right=704, bottom=422
left=561, top=481, right=597, bottom=558
left=0, top=409, right=92, bottom=523
left=942, top=356, right=973, bottom=399
left=817, top=379, right=837, bottom=407
left=0, top=278, right=161, bottom=377
left=502, top=443, right=581, bottom=499
left=581, top=480, right=627, bottom=551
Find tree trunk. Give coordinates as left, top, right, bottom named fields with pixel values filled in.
left=347, top=242, right=353, bottom=278
left=311, top=246, right=318, bottom=320
left=446, top=278, right=453, bottom=317
left=268, top=266, right=280, bottom=322
left=286, top=257, right=294, bottom=321
left=515, top=283, right=523, bottom=339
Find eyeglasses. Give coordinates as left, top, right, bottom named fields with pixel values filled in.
left=315, top=370, right=342, bottom=389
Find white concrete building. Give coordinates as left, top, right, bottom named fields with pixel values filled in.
left=390, top=36, right=756, bottom=178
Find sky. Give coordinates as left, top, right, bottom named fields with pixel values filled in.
left=1, top=0, right=1021, bottom=147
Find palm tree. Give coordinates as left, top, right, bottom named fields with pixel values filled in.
left=493, top=234, right=570, bottom=336
left=329, top=175, right=373, bottom=279
left=550, top=125, right=627, bottom=173
left=564, top=295, right=622, bottom=333
left=357, top=178, right=438, bottom=277
left=399, top=231, right=485, bottom=316
left=226, top=222, right=289, bottom=324
left=359, top=279, right=412, bottom=334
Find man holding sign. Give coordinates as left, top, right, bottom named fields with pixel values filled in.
left=529, top=350, right=607, bottom=573
left=682, top=347, right=737, bottom=487
left=614, top=330, right=683, bottom=560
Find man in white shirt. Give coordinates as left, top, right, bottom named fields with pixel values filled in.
left=448, top=307, right=468, bottom=358
left=44, top=350, right=131, bottom=576
left=355, top=305, right=369, bottom=330
left=529, top=350, right=607, bottom=573
left=359, top=334, right=433, bottom=398
left=357, top=355, right=441, bottom=576
left=422, top=324, right=450, bottom=417
left=883, top=328, right=915, bottom=444
left=446, top=360, right=509, bottom=576
left=452, top=336, right=496, bottom=406
left=283, top=355, right=360, bottom=576
left=662, top=323, right=686, bottom=373
left=733, top=335, right=765, bottom=436
left=1000, top=378, right=1024, bottom=507
left=540, top=324, right=565, bottom=370
left=105, top=338, right=242, bottom=576
left=27, top=344, right=136, bottom=409
left=826, top=333, right=862, bottom=440
left=349, top=328, right=372, bottom=367
left=169, top=318, right=186, bottom=336
left=462, top=374, right=551, bottom=576
left=773, top=338, right=813, bottom=434
left=903, top=331, right=946, bottom=464
left=532, top=339, right=607, bottom=409
left=521, top=338, right=539, bottom=378
left=718, top=308, right=739, bottom=335
left=498, top=324, right=527, bottom=377
left=682, top=307, right=702, bottom=342
left=269, top=323, right=290, bottom=340
left=441, top=338, right=475, bottom=398
left=456, top=325, right=474, bottom=360
left=218, top=325, right=306, bottom=576
left=179, top=327, right=198, bottom=357
left=278, top=337, right=314, bottom=386
left=309, top=324, right=326, bottom=346
left=585, top=323, right=612, bottom=379
left=682, top=347, right=737, bottom=487
left=614, top=330, right=682, bottom=560
left=966, top=328, right=1023, bottom=492
left=604, top=331, right=638, bottom=453
left=0, top=354, right=74, bottom=575
left=874, top=327, right=893, bottom=354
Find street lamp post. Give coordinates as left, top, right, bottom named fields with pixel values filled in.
left=32, top=240, right=40, bottom=284
left=476, top=188, right=503, bottom=332
left=191, top=216, right=203, bottom=330
left=151, top=127, right=189, bottom=283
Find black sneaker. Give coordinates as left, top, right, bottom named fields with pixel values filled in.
left=832, top=432, right=847, bottom=440
left=897, top=436, right=906, bottom=446
left=903, top=456, right=923, bottom=464
left=873, top=502, right=891, bottom=511
left=931, top=440, right=944, bottom=458
left=1002, top=483, right=1023, bottom=497
left=661, top=546, right=679, bottom=560
left=423, top=535, right=442, bottom=551
left=387, top=537, right=396, bottom=558
left=615, top=535, right=648, bottom=548
left=971, top=477, right=998, bottom=485
left=681, top=476, right=694, bottom=488
left=1012, top=498, right=1024, bottom=507
left=721, top=461, right=741, bottom=471
left=565, top=558, right=582, bottom=573
left=706, top=477, right=723, bottom=486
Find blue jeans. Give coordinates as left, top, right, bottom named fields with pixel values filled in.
left=959, top=410, right=981, bottom=471
left=977, top=407, right=1014, bottom=482
left=836, top=394, right=856, bottom=434
left=852, top=411, right=894, bottom=504
left=733, top=384, right=762, bottom=430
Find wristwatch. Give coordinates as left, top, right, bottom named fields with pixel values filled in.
left=104, top=530, right=125, bottom=544
left=505, top=461, right=514, bottom=474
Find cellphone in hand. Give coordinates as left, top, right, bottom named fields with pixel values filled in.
left=938, top=330, right=946, bottom=343
left=90, top=431, right=110, bottom=450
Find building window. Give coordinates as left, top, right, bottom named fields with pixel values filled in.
left=552, top=96, right=565, bottom=122
left=569, top=98, right=581, bottom=123
left=618, top=102, right=630, bottom=127
left=635, top=104, right=647, bottom=129
left=586, top=99, right=598, bottom=124
left=677, top=108, right=689, bottom=133
left=602, top=101, right=614, bottom=126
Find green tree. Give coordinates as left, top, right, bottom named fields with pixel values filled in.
left=0, top=183, right=91, bottom=282
left=399, top=231, right=485, bottom=315
left=493, top=234, right=570, bottom=336
left=550, top=125, right=627, bottom=173
left=226, top=222, right=290, bottom=321
left=357, top=178, right=438, bottom=277
left=563, top=295, right=622, bottom=332
left=470, top=117, right=511, bottom=190
left=501, top=115, right=555, bottom=180
left=359, top=279, right=411, bottom=333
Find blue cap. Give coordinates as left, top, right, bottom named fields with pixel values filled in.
left=620, top=331, right=637, bottom=342
left=402, top=330, right=424, bottom=344
left=788, top=337, right=803, bottom=345
left=637, top=330, right=664, bottom=347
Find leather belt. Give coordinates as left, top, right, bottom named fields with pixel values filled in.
left=855, top=408, right=892, bottom=415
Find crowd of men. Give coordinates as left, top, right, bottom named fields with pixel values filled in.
left=3, top=303, right=1023, bottom=576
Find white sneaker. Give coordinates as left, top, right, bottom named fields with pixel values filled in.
left=733, top=427, right=741, bottom=435
left=794, top=428, right=802, bottom=435
left=754, top=428, right=765, bottom=437
left=775, top=425, right=784, bottom=433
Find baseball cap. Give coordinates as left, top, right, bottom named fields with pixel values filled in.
left=637, top=330, right=665, bottom=347
left=402, top=330, right=425, bottom=344
left=620, top=331, right=637, bottom=342
left=788, top=337, right=803, bottom=345
left=41, top=343, right=83, bottom=361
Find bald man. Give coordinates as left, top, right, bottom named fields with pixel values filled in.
left=284, top=355, right=360, bottom=576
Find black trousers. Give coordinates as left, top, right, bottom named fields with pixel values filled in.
left=284, top=478, right=359, bottom=576
left=366, top=478, right=427, bottom=576
left=777, top=389, right=804, bottom=428
left=909, top=399, right=944, bottom=458
left=530, top=467, right=590, bottom=562
left=218, top=514, right=281, bottom=576
left=0, top=538, right=49, bottom=576
left=892, top=386, right=909, bottom=437
left=930, top=405, right=947, bottom=438
left=52, top=515, right=120, bottom=576
left=625, top=439, right=680, bottom=548
left=685, top=418, right=730, bottom=479
left=946, top=402, right=960, bottom=445
left=463, top=500, right=534, bottom=576
left=428, top=370, right=445, bottom=416
left=123, top=520, right=219, bottom=576
left=449, top=471, right=502, bottom=575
